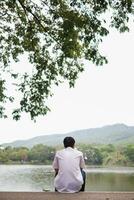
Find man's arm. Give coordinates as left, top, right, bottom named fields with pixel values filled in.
left=54, top=168, right=59, bottom=177
left=52, top=153, right=59, bottom=176
left=80, top=153, right=86, bottom=169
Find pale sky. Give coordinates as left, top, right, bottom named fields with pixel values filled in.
left=0, top=25, right=134, bottom=144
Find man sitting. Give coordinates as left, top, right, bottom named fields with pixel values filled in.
left=53, top=136, right=86, bottom=193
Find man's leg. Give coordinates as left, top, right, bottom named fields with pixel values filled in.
left=54, top=170, right=58, bottom=192
left=79, top=169, right=86, bottom=192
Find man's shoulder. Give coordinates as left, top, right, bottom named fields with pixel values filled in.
left=56, top=148, right=83, bottom=156
left=74, top=148, right=83, bottom=156
left=55, top=149, right=65, bottom=156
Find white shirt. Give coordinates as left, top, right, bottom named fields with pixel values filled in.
left=52, top=147, right=85, bottom=193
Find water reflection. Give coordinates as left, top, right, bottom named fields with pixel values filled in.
left=86, top=173, right=134, bottom=191
left=0, top=165, right=54, bottom=191
left=0, top=165, right=134, bottom=191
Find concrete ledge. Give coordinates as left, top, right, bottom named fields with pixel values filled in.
left=0, top=192, right=134, bottom=200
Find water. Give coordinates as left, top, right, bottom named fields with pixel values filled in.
left=86, top=167, right=134, bottom=191
left=0, top=165, right=134, bottom=191
left=0, top=165, right=53, bottom=191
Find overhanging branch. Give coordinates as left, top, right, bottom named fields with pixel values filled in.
left=17, top=0, right=47, bottom=31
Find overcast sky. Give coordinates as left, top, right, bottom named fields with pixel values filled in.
left=0, top=24, right=134, bottom=144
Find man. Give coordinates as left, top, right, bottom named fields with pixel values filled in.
left=53, top=136, right=86, bottom=193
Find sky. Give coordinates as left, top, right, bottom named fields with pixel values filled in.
left=0, top=24, right=134, bottom=144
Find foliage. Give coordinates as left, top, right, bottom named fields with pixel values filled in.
left=28, top=144, right=55, bottom=164
left=0, top=144, right=56, bottom=164
left=123, top=144, right=134, bottom=162
left=0, top=0, right=134, bottom=120
left=103, top=151, right=127, bottom=166
left=1, top=143, right=134, bottom=166
left=78, top=144, right=103, bottom=165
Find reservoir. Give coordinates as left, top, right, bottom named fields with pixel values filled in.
left=0, top=165, right=134, bottom=191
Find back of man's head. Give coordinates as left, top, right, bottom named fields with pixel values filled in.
left=63, top=137, right=75, bottom=148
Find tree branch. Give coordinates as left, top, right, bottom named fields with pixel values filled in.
left=17, top=0, right=47, bottom=31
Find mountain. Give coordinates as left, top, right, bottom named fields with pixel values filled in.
left=2, top=123, right=134, bottom=148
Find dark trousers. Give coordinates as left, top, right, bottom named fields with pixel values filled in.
left=79, top=169, right=86, bottom=192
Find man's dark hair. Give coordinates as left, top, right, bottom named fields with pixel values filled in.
left=63, top=137, right=75, bottom=148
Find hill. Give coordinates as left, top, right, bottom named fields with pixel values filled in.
left=2, top=123, right=134, bottom=148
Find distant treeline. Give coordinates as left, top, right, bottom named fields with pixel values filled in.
left=0, top=144, right=134, bottom=166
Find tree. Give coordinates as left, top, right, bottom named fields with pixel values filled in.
left=0, top=0, right=133, bottom=120
left=0, top=148, right=9, bottom=163
left=78, top=144, right=103, bottom=165
left=29, top=144, right=55, bottom=164
left=123, top=144, right=134, bottom=163
left=6, top=146, right=29, bottom=162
